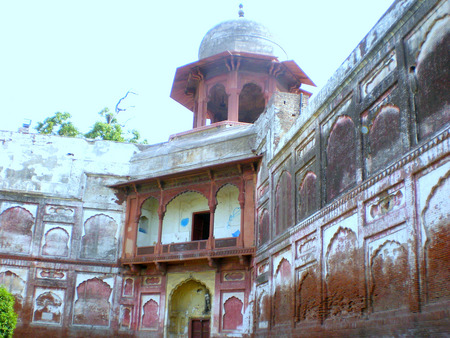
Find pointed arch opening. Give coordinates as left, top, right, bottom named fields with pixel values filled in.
left=137, top=197, right=159, bottom=247
left=214, top=184, right=241, bottom=239
left=162, top=191, right=209, bottom=244
left=207, top=83, right=228, bottom=123
left=239, top=82, right=265, bottom=123
left=168, top=278, right=211, bottom=336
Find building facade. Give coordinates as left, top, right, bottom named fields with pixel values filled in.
left=0, top=0, right=449, bottom=336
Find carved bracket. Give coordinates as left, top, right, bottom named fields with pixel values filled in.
left=239, top=255, right=251, bottom=269
left=154, top=262, right=167, bottom=275
left=129, top=264, right=141, bottom=275
left=207, top=257, right=220, bottom=272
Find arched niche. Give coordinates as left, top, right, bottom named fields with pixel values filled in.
left=298, top=171, right=317, bottom=221
left=275, top=170, right=293, bottom=236
left=33, top=291, right=63, bottom=324
left=258, top=209, right=270, bottom=246
left=42, top=227, right=70, bottom=257
left=223, top=296, right=243, bottom=331
left=325, top=227, right=363, bottom=318
left=207, top=83, right=228, bottom=123
left=137, top=197, right=159, bottom=247
left=168, top=278, right=211, bottom=336
left=370, top=240, right=409, bottom=312
left=80, top=214, right=117, bottom=261
left=422, top=172, right=450, bottom=303
left=162, top=191, right=209, bottom=244
left=297, top=270, right=319, bottom=322
left=256, top=290, right=269, bottom=329
left=0, top=206, right=34, bottom=254
left=141, top=299, right=159, bottom=329
left=0, top=270, right=26, bottom=312
left=326, top=115, right=356, bottom=201
left=415, top=16, right=450, bottom=140
left=73, top=278, right=112, bottom=326
left=367, top=105, right=402, bottom=174
left=239, top=82, right=265, bottom=123
left=273, top=258, right=293, bottom=324
left=214, top=184, right=241, bottom=239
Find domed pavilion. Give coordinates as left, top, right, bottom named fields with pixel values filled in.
left=170, top=5, right=315, bottom=128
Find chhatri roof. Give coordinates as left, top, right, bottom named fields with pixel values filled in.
left=170, top=4, right=315, bottom=112
left=198, top=16, right=288, bottom=61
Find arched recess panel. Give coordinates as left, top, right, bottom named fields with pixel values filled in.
left=42, top=227, right=70, bottom=257
left=239, top=83, right=265, bottom=123
left=298, top=171, right=317, bottom=222
left=80, top=214, right=118, bottom=261
left=141, top=298, right=159, bottom=329
left=256, top=287, right=270, bottom=329
left=222, top=296, right=244, bottom=331
left=275, top=171, right=293, bottom=236
left=162, top=191, right=209, bottom=244
left=33, top=290, right=63, bottom=324
left=414, top=16, right=450, bottom=140
left=367, top=105, right=402, bottom=174
left=73, top=278, right=112, bottom=326
left=214, top=184, right=241, bottom=239
left=0, top=270, right=27, bottom=313
left=422, top=173, right=450, bottom=303
left=296, top=269, right=320, bottom=322
left=370, top=241, right=409, bottom=312
left=137, top=197, right=159, bottom=247
left=326, top=116, right=356, bottom=201
left=258, top=209, right=270, bottom=246
left=123, top=278, right=134, bottom=297
left=273, top=258, right=293, bottom=325
left=325, top=227, right=363, bottom=318
left=0, top=206, right=34, bottom=254
left=120, top=306, right=132, bottom=329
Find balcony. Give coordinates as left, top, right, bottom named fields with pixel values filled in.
left=121, top=237, right=255, bottom=267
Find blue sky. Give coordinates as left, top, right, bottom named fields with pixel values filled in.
left=0, top=0, right=393, bottom=144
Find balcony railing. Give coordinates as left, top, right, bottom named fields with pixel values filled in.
left=122, top=237, right=254, bottom=265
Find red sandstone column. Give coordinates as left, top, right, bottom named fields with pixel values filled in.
left=208, top=203, right=216, bottom=250
left=238, top=178, right=245, bottom=247
left=195, top=81, right=208, bottom=127
left=208, top=178, right=216, bottom=250
left=132, top=195, right=141, bottom=257
left=227, top=70, right=239, bottom=122
left=156, top=205, right=165, bottom=254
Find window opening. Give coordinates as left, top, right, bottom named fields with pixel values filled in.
left=192, top=212, right=210, bottom=241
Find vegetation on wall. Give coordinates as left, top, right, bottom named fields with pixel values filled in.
left=0, top=287, right=17, bottom=338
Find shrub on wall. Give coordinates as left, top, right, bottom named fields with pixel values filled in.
left=0, top=287, right=17, bottom=338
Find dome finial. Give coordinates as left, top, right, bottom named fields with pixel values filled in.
left=238, top=3, right=244, bottom=18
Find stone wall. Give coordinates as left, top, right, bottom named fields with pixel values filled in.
left=0, top=0, right=448, bottom=336
left=0, top=133, right=138, bottom=336
left=252, top=0, right=449, bottom=335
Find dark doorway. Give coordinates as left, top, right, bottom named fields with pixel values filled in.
left=192, top=212, right=210, bottom=241
left=190, top=318, right=210, bottom=338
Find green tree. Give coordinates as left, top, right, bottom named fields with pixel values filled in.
left=128, top=129, right=143, bottom=144
left=84, top=108, right=125, bottom=142
left=0, top=287, right=17, bottom=338
left=35, top=112, right=80, bottom=137
left=35, top=108, right=147, bottom=144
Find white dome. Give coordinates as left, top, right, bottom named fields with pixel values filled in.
left=198, top=18, right=287, bottom=60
